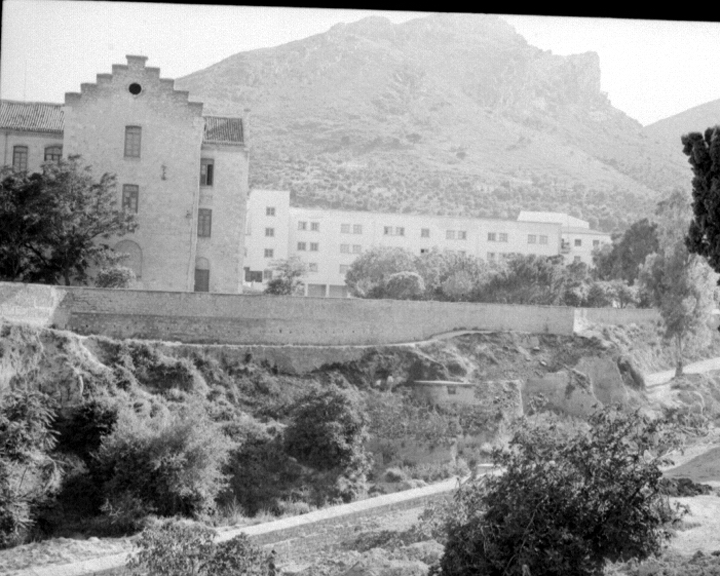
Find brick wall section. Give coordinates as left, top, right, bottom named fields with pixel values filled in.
left=0, top=282, right=660, bottom=347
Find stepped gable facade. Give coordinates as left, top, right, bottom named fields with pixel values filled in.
left=1, top=55, right=249, bottom=294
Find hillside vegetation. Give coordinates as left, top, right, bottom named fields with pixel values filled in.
left=176, top=13, right=692, bottom=232
left=2, top=316, right=719, bottom=549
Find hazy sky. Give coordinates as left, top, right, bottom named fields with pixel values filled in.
left=1, top=2, right=719, bottom=126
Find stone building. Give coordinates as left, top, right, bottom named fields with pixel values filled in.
left=1, top=55, right=248, bottom=293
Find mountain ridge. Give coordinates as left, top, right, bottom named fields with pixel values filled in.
left=176, top=13, right=693, bottom=232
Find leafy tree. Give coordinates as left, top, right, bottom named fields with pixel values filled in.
left=285, top=386, right=368, bottom=472
left=95, top=402, right=232, bottom=526
left=593, top=219, right=659, bottom=284
left=264, top=256, right=308, bottom=295
left=473, top=254, right=567, bottom=305
left=0, top=389, right=60, bottom=548
left=416, top=250, right=490, bottom=301
left=384, top=271, right=425, bottom=300
left=684, top=126, right=720, bottom=276
left=639, top=190, right=716, bottom=376
left=284, top=386, right=371, bottom=503
left=344, top=246, right=417, bottom=298
left=0, top=156, right=138, bottom=285
left=435, top=407, right=685, bottom=576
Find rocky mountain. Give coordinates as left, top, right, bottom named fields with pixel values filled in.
left=176, top=13, right=693, bottom=232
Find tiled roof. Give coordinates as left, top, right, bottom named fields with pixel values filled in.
left=0, top=100, right=64, bottom=133
left=203, top=116, right=244, bottom=145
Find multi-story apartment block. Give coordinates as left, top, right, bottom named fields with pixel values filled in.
left=245, top=190, right=609, bottom=297
left=517, top=211, right=611, bottom=266
left=1, top=56, right=249, bottom=293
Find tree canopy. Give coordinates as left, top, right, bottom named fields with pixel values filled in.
left=592, top=218, right=659, bottom=284
left=639, top=190, right=716, bottom=376
left=263, top=256, right=308, bottom=295
left=436, top=407, right=684, bottom=576
left=0, top=156, right=137, bottom=286
left=684, top=126, right=720, bottom=277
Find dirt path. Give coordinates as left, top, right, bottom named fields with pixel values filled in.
left=645, top=357, right=720, bottom=388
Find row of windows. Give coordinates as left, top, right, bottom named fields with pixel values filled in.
left=527, top=235, right=549, bottom=245
left=298, top=221, right=320, bottom=231
left=487, top=233, right=508, bottom=242
left=340, top=244, right=362, bottom=254
left=341, top=224, right=363, bottom=234
left=11, top=145, right=62, bottom=172
left=297, top=242, right=319, bottom=251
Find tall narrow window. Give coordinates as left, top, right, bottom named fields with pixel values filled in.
left=265, top=227, right=274, bottom=237
left=44, top=145, right=62, bottom=162
left=353, top=224, right=363, bottom=234
left=298, top=221, right=307, bottom=231
left=310, top=242, right=319, bottom=252
left=12, top=146, right=28, bottom=172
left=198, top=209, right=212, bottom=237
left=124, top=126, right=142, bottom=158
left=311, top=222, right=320, bottom=232
left=200, top=158, right=214, bottom=186
left=122, top=184, right=139, bottom=213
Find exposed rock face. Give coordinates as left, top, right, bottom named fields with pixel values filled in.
left=575, top=356, right=629, bottom=406
left=523, top=369, right=600, bottom=417
left=175, top=14, right=687, bottom=228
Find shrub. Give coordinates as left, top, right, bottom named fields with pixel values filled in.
left=54, top=399, right=118, bottom=464
left=284, top=386, right=372, bottom=505
left=385, top=271, right=426, bottom=300
left=285, top=385, right=369, bottom=472
left=95, top=402, right=232, bottom=529
left=95, top=265, right=136, bottom=288
left=0, top=389, right=60, bottom=548
left=127, top=519, right=273, bottom=576
left=221, top=423, right=303, bottom=516
left=435, top=407, right=686, bottom=576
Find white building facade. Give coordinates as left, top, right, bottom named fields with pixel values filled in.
left=245, top=190, right=609, bottom=297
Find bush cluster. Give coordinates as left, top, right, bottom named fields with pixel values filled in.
left=433, top=407, right=686, bottom=576
left=127, top=519, right=274, bottom=576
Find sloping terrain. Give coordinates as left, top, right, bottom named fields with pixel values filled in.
left=643, top=98, right=720, bottom=165
left=2, top=318, right=720, bottom=575
left=176, top=13, right=691, bottom=232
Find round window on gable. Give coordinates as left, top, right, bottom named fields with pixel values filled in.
left=128, top=83, right=142, bottom=95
